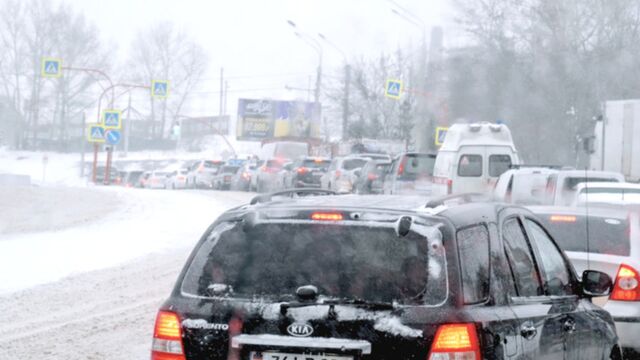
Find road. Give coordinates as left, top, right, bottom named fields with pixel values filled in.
left=0, top=188, right=253, bottom=360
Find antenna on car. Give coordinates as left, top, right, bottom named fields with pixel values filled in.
left=584, top=167, right=591, bottom=271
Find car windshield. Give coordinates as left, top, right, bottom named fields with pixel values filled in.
left=181, top=220, right=447, bottom=305
left=538, top=215, right=631, bottom=256
left=221, top=166, right=239, bottom=173
left=342, top=159, right=367, bottom=170
left=400, top=154, right=435, bottom=179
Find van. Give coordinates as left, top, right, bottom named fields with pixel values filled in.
left=432, top=122, right=519, bottom=196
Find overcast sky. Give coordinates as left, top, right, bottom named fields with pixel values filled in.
left=68, top=0, right=455, bottom=116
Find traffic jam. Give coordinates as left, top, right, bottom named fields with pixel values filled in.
left=115, top=122, right=636, bottom=360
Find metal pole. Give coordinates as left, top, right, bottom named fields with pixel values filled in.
left=124, top=91, right=132, bottom=156
left=80, top=112, right=86, bottom=177
left=92, top=143, right=98, bottom=183
left=342, top=64, right=351, bottom=139
left=104, top=146, right=113, bottom=185
left=219, top=67, right=224, bottom=133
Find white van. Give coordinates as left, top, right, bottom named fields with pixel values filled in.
left=432, top=122, right=519, bottom=196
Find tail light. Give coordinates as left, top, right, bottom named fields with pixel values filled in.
left=428, top=323, right=481, bottom=360
left=367, top=173, right=378, bottom=181
left=335, top=170, right=342, bottom=178
left=311, top=212, right=344, bottom=221
left=398, top=157, right=407, bottom=175
left=151, top=311, right=185, bottom=360
left=610, top=264, right=640, bottom=301
left=550, top=215, right=577, bottom=223
left=242, top=172, right=250, bottom=180
left=177, top=176, right=185, bottom=181
left=297, top=167, right=309, bottom=174
left=447, top=179, right=453, bottom=195
left=198, top=164, right=204, bottom=173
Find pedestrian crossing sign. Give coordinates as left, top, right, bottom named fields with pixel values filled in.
left=41, top=58, right=62, bottom=78
left=87, top=124, right=105, bottom=143
left=435, top=127, right=448, bottom=146
left=385, top=79, right=402, bottom=99
left=151, top=80, right=169, bottom=99
left=102, top=110, right=122, bottom=129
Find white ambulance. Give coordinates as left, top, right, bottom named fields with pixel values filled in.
left=432, top=122, right=520, bottom=196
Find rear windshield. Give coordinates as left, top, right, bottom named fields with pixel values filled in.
left=401, top=154, right=435, bottom=178
left=537, top=215, right=630, bottom=256
left=564, top=177, right=618, bottom=190
left=266, top=160, right=283, bottom=168
left=181, top=220, right=447, bottom=305
left=376, top=163, right=391, bottom=173
left=204, top=161, right=222, bottom=168
left=221, top=166, right=240, bottom=173
left=302, top=159, right=331, bottom=169
left=458, top=154, right=482, bottom=177
left=489, top=155, right=512, bottom=177
left=342, top=159, right=367, bottom=170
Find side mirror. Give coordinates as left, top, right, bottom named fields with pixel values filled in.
left=582, top=270, right=612, bottom=297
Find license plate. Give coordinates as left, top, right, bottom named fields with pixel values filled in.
left=251, top=351, right=353, bottom=360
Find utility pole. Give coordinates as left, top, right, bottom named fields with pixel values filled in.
left=124, top=91, right=132, bottom=157
left=80, top=112, right=86, bottom=177
left=343, top=64, right=351, bottom=139
left=219, top=67, right=224, bottom=134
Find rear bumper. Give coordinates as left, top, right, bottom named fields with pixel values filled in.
left=604, top=301, right=640, bottom=350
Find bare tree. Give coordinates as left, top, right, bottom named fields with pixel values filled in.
left=127, top=22, right=208, bottom=139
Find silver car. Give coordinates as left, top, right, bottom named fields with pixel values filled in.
left=530, top=205, right=640, bottom=356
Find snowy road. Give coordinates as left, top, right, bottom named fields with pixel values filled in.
left=0, top=187, right=253, bottom=359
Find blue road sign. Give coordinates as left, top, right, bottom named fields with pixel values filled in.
left=435, top=127, right=448, bottom=146
left=41, top=58, right=62, bottom=78
left=385, top=79, right=403, bottom=99
left=103, top=110, right=122, bottom=129
left=152, top=80, right=169, bottom=99
left=87, top=125, right=105, bottom=143
left=105, top=129, right=122, bottom=145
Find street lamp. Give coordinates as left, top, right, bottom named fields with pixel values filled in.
left=318, top=33, right=351, bottom=141
left=287, top=20, right=323, bottom=107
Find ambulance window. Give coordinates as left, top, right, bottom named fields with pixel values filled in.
left=458, top=155, right=482, bottom=177
left=489, top=155, right=512, bottom=177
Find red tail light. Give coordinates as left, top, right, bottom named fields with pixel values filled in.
left=428, top=323, right=481, bottom=360
left=297, top=167, right=308, bottom=174
left=335, top=170, right=342, bottom=178
left=550, top=215, right=577, bottom=223
left=447, top=179, right=453, bottom=195
left=311, top=212, right=344, bottom=221
left=611, top=264, right=640, bottom=301
left=151, top=311, right=185, bottom=360
left=398, top=157, right=407, bottom=175
left=367, top=173, right=378, bottom=181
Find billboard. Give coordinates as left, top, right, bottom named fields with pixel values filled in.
left=236, top=99, right=321, bottom=141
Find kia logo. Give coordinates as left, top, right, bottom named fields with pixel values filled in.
left=287, top=323, right=313, bottom=337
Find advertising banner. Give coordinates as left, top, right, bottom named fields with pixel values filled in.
left=237, top=99, right=320, bottom=141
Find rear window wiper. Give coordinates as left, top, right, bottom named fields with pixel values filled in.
left=325, top=298, right=396, bottom=310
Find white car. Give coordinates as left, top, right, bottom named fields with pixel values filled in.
left=145, top=171, right=170, bottom=189
left=321, top=157, right=368, bottom=193
left=544, top=170, right=625, bottom=206
left=530, top=206, right=640, bottom=355
left=165, top=168, right=189, bottom=189
left=493, top=166, right=559, bottom=204
left=571, top=181, right=640, bottom=206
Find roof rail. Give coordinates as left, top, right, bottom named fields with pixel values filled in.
left=250, top=188, right=338, bottom=205
left=509, top=164, right=564, bottom=170
left=425, top=193, right=493, bottom=208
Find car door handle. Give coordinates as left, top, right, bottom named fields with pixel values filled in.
left=563, top=318, right=576, bottom=333
left=520, top=323, right=537, bottom=340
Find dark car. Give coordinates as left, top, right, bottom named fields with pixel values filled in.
left=383, top=152, right=436, bottom=195
left=150, top=193, right=620, bottom=360
left=283, top=157, right=331, bottom=189
left=352, top=159, right=391, bottom=194
left=213, top=165, right=241, bottom=190
left=230, top=163, right=254, bottom=191
left=122, top=170, right=144, bottom=188
left=93, top=165, right=120, bottom=185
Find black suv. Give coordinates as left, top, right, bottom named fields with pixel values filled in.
left=151, top=192, right=620, bottom=360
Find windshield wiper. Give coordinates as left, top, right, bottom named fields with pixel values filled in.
left=325, top=298, right=396, bottom=310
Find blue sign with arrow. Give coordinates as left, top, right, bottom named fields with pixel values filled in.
left=105, top=129, right=122, bottom=145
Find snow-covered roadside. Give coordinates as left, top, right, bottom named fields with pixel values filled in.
left=0, top=187, right=253, bottom=294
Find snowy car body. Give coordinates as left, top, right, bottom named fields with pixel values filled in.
left=186, top=160, right=224, bottom=189
left=493, top=167, right=559, bottom=205
left=212, top=165, right=240, bottom=190
left=145, top=171, right=170, bottom=189
left=166, top=169, right=189, bottom=189
left=530, top=206, right=640, bottom=355
left=151, top=195, right=620, bottom=360
left=383, top=153, right=436, bottom=195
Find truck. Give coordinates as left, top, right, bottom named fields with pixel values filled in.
left=589, top=99, right=640, bottom=182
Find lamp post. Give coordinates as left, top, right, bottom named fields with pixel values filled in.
left=287, top=20, right=323, bottom=132
left=390, top=4, right=431, bottom=152
left=318, top=33, right=350, bottom=141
